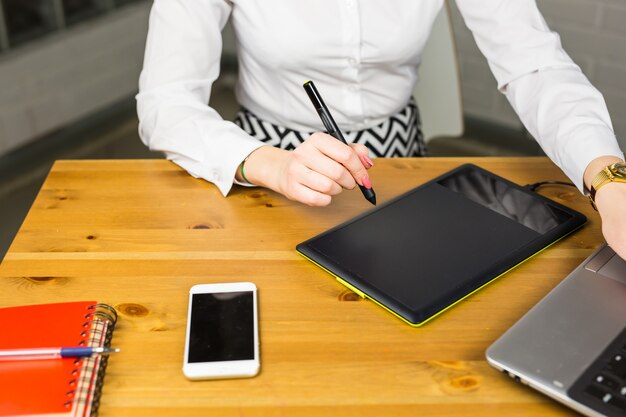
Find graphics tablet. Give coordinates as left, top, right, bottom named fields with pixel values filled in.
left=296, top=164, right=587, bottom=326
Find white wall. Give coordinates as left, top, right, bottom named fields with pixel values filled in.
left=0, top=2, right=151, bottom=156
left=448, top=0, right=626, bottom=150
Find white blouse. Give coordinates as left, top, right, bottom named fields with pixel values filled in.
left=136, top=0, right=623, bottom=196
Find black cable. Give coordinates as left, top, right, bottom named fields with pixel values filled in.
left=525, top=180, right=577, bottom=192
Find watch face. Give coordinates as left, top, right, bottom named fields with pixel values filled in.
left=615, top=163, right=626, bottom=177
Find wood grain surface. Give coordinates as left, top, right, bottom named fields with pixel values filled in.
left=0, top=158, right=604, bottom=417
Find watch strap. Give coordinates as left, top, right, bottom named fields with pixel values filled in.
left=589, top=166, right=613, bottom=201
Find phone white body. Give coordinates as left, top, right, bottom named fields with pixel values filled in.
left=183, top=282, right=260, bottom=380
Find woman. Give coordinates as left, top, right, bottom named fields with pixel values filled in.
left=136, top=0, right=626, bottom=259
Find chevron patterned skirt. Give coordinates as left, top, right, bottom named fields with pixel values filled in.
left=233, top=98, right=426, bottom=157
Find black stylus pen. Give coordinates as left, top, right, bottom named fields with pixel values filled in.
left=303, top=80, right=377, bottom=205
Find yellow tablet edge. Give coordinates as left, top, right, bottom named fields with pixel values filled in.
left=297, top=224, right=583, bottom=327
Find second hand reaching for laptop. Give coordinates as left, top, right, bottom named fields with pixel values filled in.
left=303, top=80, right=377, bottom=206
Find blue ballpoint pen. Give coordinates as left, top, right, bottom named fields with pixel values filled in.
left=0, top=346, right=120, bottom=360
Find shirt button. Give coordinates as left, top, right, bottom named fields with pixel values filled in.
left=364, top=118, right=371, bottom=124
left=212, top=170, right=221, bottom=181
left=347, top=58, right=357, bottom=66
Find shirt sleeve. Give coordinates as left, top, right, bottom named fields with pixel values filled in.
left=455, top=0, right=624, bottom=192
left=136, top=0, right=264, bottom=196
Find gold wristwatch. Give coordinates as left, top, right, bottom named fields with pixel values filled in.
left=587, top=162, right=626, bottom=210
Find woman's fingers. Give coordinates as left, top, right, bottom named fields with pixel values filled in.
left=350, top=143, right=374, bottom=169
left=293, top=144, right=357, bottom=190
left=246, top=133, right=374, bottom=206
left=305, top=133, right=372, bottom=188
left=290, top=162, right=344, bottom=196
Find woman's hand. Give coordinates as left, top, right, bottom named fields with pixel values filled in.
left=585, top=156, right=626, bottom=260
left=241, top=132, right=374, bottom=206
left=594, top=183, right=626, bottom=260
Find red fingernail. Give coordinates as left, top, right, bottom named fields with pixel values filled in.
left=364, top=155, right=374, bottom=167
left=362, top=175, right=372, bottom=189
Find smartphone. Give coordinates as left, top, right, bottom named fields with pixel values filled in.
left=183, top=282, right=260, bottom=380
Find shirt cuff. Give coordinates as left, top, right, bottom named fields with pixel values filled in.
left=213, top=141, right=266, bottom=196
left=558, top=125, right=624, bottom=194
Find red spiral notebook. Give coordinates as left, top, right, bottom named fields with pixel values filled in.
left=0, top=302, right=118, bottom=417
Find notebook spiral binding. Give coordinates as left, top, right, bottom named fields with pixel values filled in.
left=64, top=303, right=118, bottom=417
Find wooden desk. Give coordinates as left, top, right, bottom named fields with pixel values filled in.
left=0, top=157, right=604, bottom=417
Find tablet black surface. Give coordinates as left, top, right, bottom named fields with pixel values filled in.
left=296, top=164, right=587, bottom=326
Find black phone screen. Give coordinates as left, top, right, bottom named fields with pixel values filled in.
left=188, top=291, right=255, bottom=363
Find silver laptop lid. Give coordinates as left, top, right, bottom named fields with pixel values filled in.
left=486, top=244, right=626, bottom=394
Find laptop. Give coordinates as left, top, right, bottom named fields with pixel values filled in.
left=487, top=243, right=626, bottom=417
